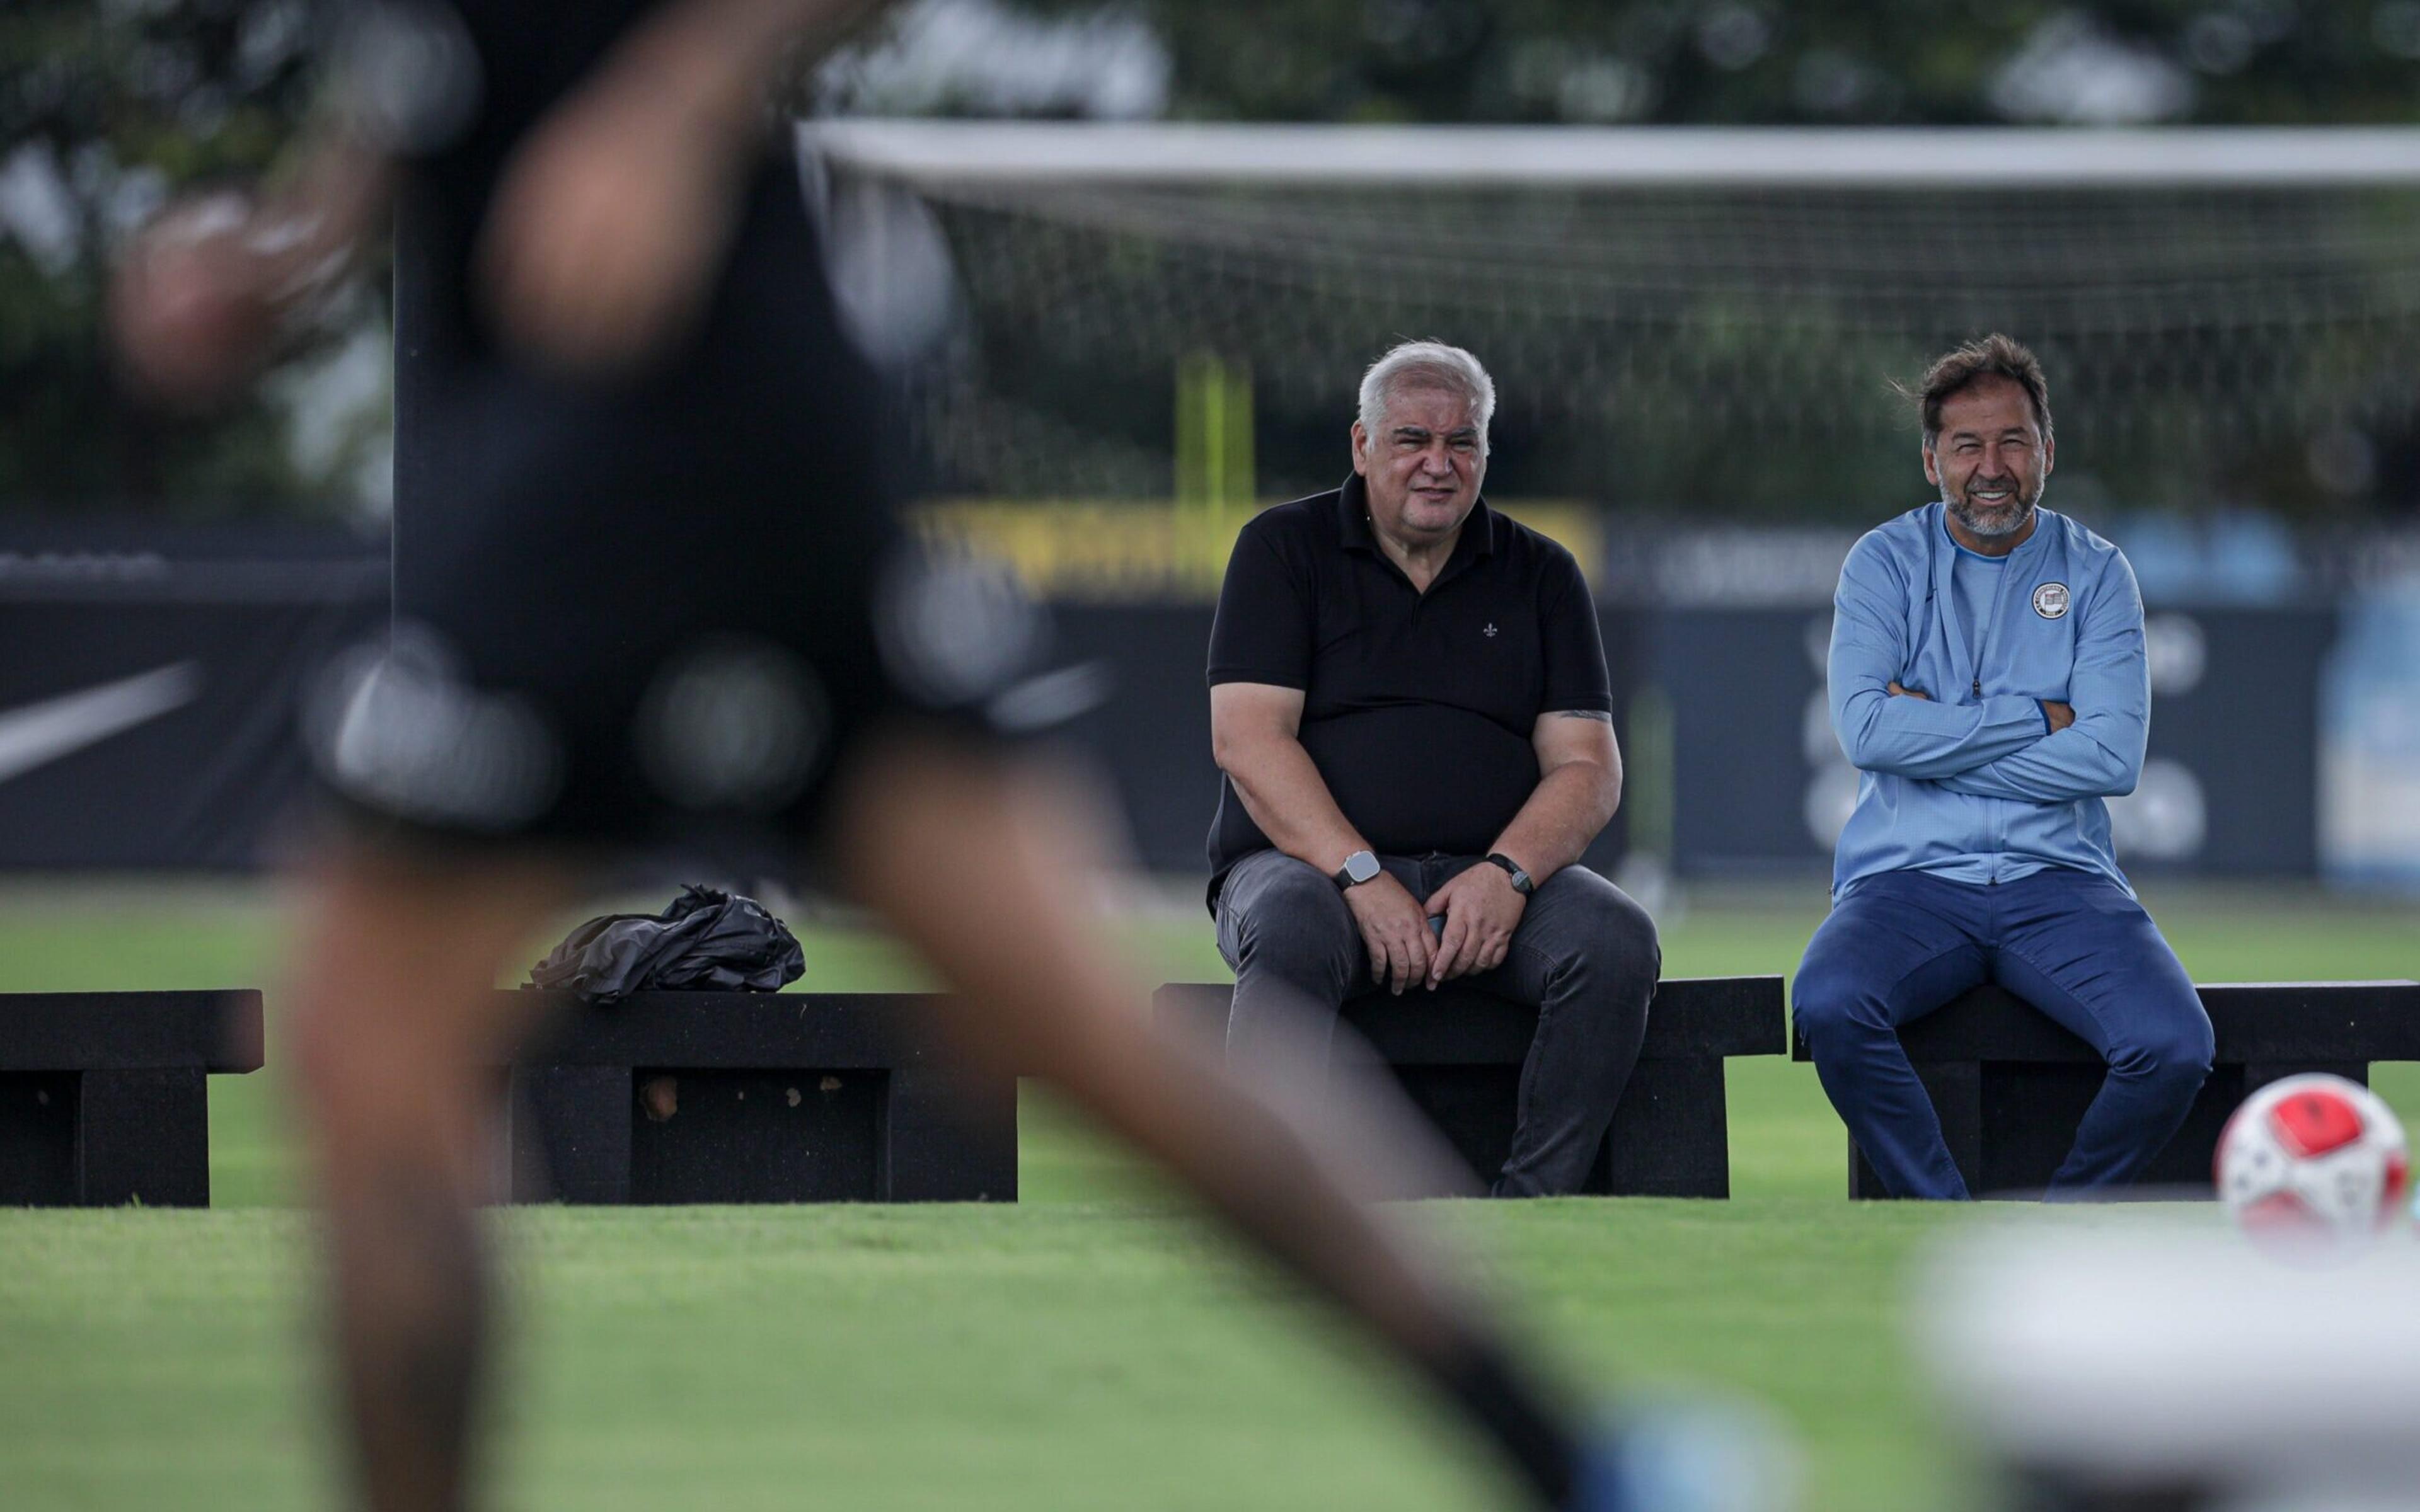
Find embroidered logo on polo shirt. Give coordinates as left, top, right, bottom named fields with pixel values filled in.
left=2032, top=582, right=2071, bottom=620
left=1483, top=622, right=1499, bottom=638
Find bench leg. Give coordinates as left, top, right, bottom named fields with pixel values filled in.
left=1601, top=1058, right=1731, bottom=1198
left=510, top=1067, right=631, bottom=1204
left=1850, top=1061, right=1980, bottom=1200
left=78, top=1067, right=210, bottom=1208
left=879, top=1069, right=1017, bottom=1203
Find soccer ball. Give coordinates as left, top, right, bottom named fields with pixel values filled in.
left=2215, top=1073, right=2409, bottom=1252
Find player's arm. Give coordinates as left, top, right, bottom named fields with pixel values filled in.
left=475, top=0, right=885, bottom=371
left=1935, top=556, right=2149, bottom=803
left=1829, top=536, right=2046, bottom=779
left=584, top=0, right=886, bottom=152
left=114, top=0, right=895, bottom=398
left=110, top=116, right=393, bottom=406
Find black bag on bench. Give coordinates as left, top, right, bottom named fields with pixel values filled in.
left=527, top=885, right=804, bottom=1004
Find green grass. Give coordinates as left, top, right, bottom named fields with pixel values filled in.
left=0, top=880, right=2411, bottom=1511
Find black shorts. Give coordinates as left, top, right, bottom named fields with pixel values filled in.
left=307, top=166, right=1064, bottom=859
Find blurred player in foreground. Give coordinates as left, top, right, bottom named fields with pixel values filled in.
left=111, top=3, right=1781, bottom=1510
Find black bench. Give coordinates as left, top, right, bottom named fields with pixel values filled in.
left=502, top=990, right=1015, bottom=1204
left=0, top=990, right=264, bottom=1206
left=1788, top=980, right=2420, bottom=1198
left=1154, top=977, right=1787, bottom=1197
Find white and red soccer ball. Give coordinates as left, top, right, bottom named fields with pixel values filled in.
left=2215, top=1073, right=2409, bottom=1250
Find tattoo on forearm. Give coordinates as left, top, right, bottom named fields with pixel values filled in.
left=1553, top=709, right=1613, bottom=723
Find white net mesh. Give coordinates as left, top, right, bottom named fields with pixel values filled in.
left=814, top=130, right=2420, bottom=520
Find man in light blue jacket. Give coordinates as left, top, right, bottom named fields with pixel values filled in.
left=1794, top=334, right=2212, bottom=1200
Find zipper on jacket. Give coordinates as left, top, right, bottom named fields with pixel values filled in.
left=1967, top=547, right=2018, bottom=702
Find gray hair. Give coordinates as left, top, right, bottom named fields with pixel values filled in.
left=1356, top=341, right=1495, bottom=456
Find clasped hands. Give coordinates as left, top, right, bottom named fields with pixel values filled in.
left=1889, top=681, right=2074, bottom=733
left=1343, top=864, right=1526, bottom=997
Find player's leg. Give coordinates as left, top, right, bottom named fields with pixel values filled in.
left=1791, top=873, right=1990, bottom=1199
left=1990, top=868, right=2213, bottom=1198
left=829, top=734, right=1589, bottom=1506
left=285, top=842, right=572, bottom=1512
left=1461, top=860, right=1659, bottom=1197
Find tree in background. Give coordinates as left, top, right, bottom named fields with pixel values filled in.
left=11, top=0, right=2420, bottom=518
left=0, top=0, right=384, bottom=520
left=817, top=2, right=2420, bottom=523
left=1126, top=1, right=2420, bottom=127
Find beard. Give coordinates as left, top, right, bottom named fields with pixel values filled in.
left=1942, top=471, right=2042, bottom=539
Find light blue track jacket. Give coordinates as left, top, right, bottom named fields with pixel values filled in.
left=1828, top=501, right=2148, bottom=900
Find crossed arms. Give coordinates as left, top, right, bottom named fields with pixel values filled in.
left=1828, top=541, right=2148, bottom=803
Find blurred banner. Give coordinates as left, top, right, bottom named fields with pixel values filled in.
left=1049, top=604, right=1644, bottom=888
left=1659, top=605, right=2337, bottom=881
left=0, top=527, right=383, bottom=869
left=2322, top=583, right=2420, bottom=890
left=0, top=541, right=2339, bottom=883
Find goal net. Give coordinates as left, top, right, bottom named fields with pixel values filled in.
left=802, top=123, right=2420, bottom=570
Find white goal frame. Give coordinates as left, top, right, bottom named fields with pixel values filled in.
left=802, top=120, right=2420, bottom=190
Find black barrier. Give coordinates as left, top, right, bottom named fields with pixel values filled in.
left=1660, top=604, right=2336, bottom=879
left=1661, top=608, right=1823, bottom=878
left=1048, top=604, right=1644, bottom=880
left=0, top=591, right=383, bottom=869
left=0, top=558, right=2338, bottom=879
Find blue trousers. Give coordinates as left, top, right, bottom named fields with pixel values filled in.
left=1792, top=867, right=2213, bottom=1200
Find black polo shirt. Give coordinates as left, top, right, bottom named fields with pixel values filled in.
left=1204, top=474, right=1611, bottom=903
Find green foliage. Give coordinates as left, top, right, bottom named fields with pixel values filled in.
left=12, top=3, right=2420, bottom=517
left=1128, top=1, right=2420, bottom=127
left=897, top=4, right=2420, bottom=520
left=0, top=0, right=364, bottom=517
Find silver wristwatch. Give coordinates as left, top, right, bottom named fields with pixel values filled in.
left=1332, top=850, right=1381, bottom=890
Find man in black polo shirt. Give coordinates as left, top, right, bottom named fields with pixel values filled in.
left=1207, top=341, right=1660, bottom=1197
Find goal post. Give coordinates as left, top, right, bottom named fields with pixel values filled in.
left=806, top=121, right=2420, bottom=190
left=797, top=122, right=2420, bottom=599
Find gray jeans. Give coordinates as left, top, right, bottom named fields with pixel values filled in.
left=1214, top=849, right=1659, bottom=1196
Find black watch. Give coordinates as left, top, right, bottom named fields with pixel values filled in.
left=1484, top=853, right=1535, bottom=895
left=1332, top=850, right=1381, bottom=890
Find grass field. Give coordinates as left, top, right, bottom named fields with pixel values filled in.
left=0, top=879, right=2412, bottom=1511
